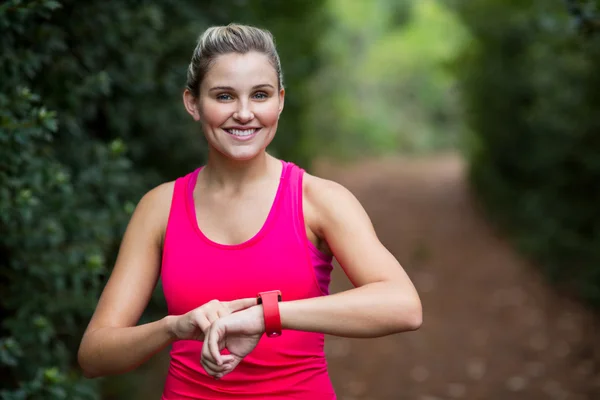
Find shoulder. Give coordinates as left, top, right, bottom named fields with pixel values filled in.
left=302, top=172, right=369, bottom=234
left=130, top=180, right=177, bottom=244
left=302, top=172, right=355, bottom=207
left=137, top=180, right=176, bottom=212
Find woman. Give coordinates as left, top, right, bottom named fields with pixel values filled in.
left=78, top=23, right=422, bottom=399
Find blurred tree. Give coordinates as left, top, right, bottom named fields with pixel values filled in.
left=564, top=0, right=600, bottom=35
left=0, top=0, right=325, bottom=399
left=452, top=0, right=600, bottom=308
left=305, top=0, right=469, bottom=160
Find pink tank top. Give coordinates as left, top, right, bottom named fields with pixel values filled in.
left=160, top=161, right=336, bottom=399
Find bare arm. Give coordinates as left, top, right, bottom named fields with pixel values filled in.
left=77, top=182, right=175, bottom=378
left=202, top=174, right=422, bottom=374
left=278, top=174, right=422, bottom=337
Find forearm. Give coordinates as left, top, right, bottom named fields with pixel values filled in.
left=78, top=316, right=176, bottom=378
left=279, top=282, right=422, bottom=338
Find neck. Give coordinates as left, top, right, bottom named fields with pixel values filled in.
left=201, top=149, right=277, bottom=190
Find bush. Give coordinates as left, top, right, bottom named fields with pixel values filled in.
left=0, top=3, right=139, bottom=398
left=0, top=1, right=325, bottom=398
left=453, top=0, right=600, bottom=308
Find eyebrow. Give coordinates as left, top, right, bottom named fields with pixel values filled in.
left=209, top=84, right=275, bottom=92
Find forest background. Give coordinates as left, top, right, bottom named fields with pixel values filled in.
left=2, top=0, right=599, bottom=398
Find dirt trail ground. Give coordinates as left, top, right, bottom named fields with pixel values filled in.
left=317, top=154, right=600, bottom=400
left=131, top=154, right=600, bottom=400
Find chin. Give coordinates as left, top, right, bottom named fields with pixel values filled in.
left=220, top=146, right=265, bottom=162
left=217, top=140, right=274, bottom=162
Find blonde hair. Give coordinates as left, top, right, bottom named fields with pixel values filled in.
left=186, top=23, right=284, bottom=97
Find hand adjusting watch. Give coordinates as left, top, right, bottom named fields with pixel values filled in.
left=257, top=290, right=282, bottom=338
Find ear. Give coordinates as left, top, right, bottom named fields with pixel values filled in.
left=278, top=88, right=285, bottom=116
left=183, top=89, right=201, bottom=121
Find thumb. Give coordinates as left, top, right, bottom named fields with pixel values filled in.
left=225, top=297, right=258, bottom=313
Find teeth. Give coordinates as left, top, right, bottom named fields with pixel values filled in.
left=228, top=129, right=257, bottom=137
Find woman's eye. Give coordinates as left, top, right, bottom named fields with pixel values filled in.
left=253, top=92, right=268, bottom=99
left=217, top=93, right=233, bottom=101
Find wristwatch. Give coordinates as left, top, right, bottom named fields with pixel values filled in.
left=257, top=290, right=282, bottom=338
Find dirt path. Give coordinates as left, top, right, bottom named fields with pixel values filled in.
left=317, top=154, right=600, bottom=400
left=126, top=154, right=600, bottom=400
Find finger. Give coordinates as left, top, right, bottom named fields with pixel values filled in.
left=201, top=328, right=222, bottom=370
left=221, top=354, right=235, bottom=364
left=194, top=314, right=211, bottom=334
left=208, top=323, right=224, bottom=366
left=219, top=356, right=237, bottom=376
left=202, top=354, right=234, bottom=373
left=205, top=310, right=219, bottom=325
left=225, top=297, right=258, bottom=313
left=216, top=305, right=231, bottom=319
left=202, top=357, right=234, bottom=377
left=202, top=350, right=234, bottom=368
left=202, top=328, right=214, bottom=361
left=201, top=357, right=222, bottom=376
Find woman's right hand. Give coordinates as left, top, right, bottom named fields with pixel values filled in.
left=167, top=298, right=258, bottom=341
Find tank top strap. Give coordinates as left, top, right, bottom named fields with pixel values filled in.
left=281, top=162, right=304, bottom=239
left=283, top=162, right=334, bottom=296
left=161, top=168, right=200, bottom=267
left=285, top=161, right=303, bottom=199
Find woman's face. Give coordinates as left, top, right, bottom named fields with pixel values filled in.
left=184, top=51, right=284, bottom=161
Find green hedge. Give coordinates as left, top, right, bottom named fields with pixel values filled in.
left=453, top=0, right=600, bottom=308
left=0, top=1, right=325, bottom=398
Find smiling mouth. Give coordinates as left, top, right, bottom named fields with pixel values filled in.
left=224, top=128, right=260, bottom=138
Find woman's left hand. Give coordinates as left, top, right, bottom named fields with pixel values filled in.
left=201, top=305, right=265, bottom=378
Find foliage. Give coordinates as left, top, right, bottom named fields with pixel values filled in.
left=0, top=0, right=325, bottom=398
left=306, top=0, right=469, bottom=160
left=453, top=0, right=600, bottom=308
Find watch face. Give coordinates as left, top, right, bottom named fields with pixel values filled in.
left=257, top=290, right=282, bottom=304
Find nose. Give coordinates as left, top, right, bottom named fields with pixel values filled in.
left=233, top=101, right=254, bottom=123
